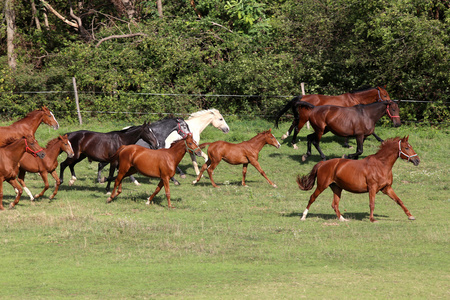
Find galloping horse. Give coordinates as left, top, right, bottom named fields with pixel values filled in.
left=0, top=106, right=59, bottom=146
left=296, top=136, right=419, bottom=222
left=107, top=134, right=203, bottom=208
left=300, top=100, right=401, bottom=161
left=275, top=87, right=391, bottom=148
left=59, top=122, right=158, bottom=193
left=18, top=135, right=74, bottom=201
left=163, top=109, right=230, bottom=178
left=114, top=117, right=191, bottom=186
left=0, top=135, right=45, bottom=210
left=192, top=129, right=280, bottom=188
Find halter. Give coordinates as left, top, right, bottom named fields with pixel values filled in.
left=184, top=134, right=201, bottom=153
left=24, top=138, right=44, bottom=157
left=398, top=141, right=418, bottom=161
left=386, top=104, right=400, bottom=119
left=176, top=119, right=190, bottom=138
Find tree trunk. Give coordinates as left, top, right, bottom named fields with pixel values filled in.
left=30, top=0, right=42, bottom=30
left=157, top=0, right=163, bottom=18
left=5, top=0, right=17, bottom=70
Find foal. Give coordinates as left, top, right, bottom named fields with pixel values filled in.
left=297, top=136, right=419, bottom=222
left=18, top=135, right=74, bottom=201
left=192, top=129, right=280, bottom=188
left=107, top=134, right=203, bottom=208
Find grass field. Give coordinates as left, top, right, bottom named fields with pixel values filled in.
left=0, top=117, right=448, bottom=299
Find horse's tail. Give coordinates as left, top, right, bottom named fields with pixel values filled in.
left=296, top=162, right=321, bottom=191
left=294, top=100, right=315, bottom=110
left=275, top=95, right=303, bottom=128
left=199, top=142, right=211, bottom=150
left=109, top=145, right=127, bottom=164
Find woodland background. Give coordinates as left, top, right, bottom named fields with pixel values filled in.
left=1, top=0, right=449, bottom=123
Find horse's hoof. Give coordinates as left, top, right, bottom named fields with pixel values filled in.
left=272, top=184, right=278, bottom=188
left=293, top=144, right=298, bottom=150
left=180, top=174, right=186, bottom=179
left=281, top=134, right=287, bottom=140
left=408, top=216, right=416, bottom=220
left=174, top=181, right=180, bottom=186
left=339, top=216, right=348, bottom=222
left=133, top=181, right=141, bottom=186
left=302, top=155, right=307, bottom=162
left=8, top=204, right=15, bottom=210
left=192, top=180, right=197, bottom=184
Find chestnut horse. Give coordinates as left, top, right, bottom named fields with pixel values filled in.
left=0, top=136, right=45, bottom=210
left=275, top=86, right=390, bottom=148
left=0, top=106, right=59, bottom=147
left=192, top=129, right=281, bottom=188
left=18, top=135, right=75, bottom=201
left=297, top=136, right=419, bottom=222
left=300, top=100, right=401, bottom=161
left=107, top=134, right=203, bottom=208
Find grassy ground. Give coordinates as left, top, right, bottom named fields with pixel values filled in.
left=0, top=117, right=448, bottom=299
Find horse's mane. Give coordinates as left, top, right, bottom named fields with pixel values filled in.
left=1, top=136, right=22, bottom=147
left=377, top=137, right=402, bottom=153
left=45, top=137, right=61, bottom=148
left=188, top=108, right=219, bottom=119
left=350, top=86, right=376, bottom=93
left=168, top=136, right=187, bottom=148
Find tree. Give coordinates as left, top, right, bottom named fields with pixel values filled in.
left=5, top=0, right=16, bottom=70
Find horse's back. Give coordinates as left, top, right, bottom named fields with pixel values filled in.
left=303, top=93, right=351, bottom=106
left=319, top=158, right=371, bottom=193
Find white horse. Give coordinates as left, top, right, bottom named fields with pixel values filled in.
left=165, top=108, right=230, bottom=176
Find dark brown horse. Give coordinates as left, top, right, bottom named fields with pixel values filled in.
left=18, top=135, right=75, bottom=201
left=0, top=136, right=45, bottom=210
left=107, top=134, right=203, bottom=208
left=0, top=106, right=59, bottom=147
left=275, top=86, right=390, bottom=148
left=59, top=122, right=158, bottom=193
left=300, top=100, right=401, bottom=161
left=297, top=136, right=419, bottom=222
left=192, top=129, right=281, bottom=188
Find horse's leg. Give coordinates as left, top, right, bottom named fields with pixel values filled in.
left=162, top=177, right=173, bottom=208
left=330, top=184, right=347, bottom=221
left=0, top=181, right=4, bottom=210
left=302, top=133, right=316, bottom=161
left=205, top=160, right=221, bottom=188
left=49, top=171, right=60, bottom=200
left=170, top=175, right=180, bottom=186
left=105, top=162, right=118, bottom=194
left=342, top=137, right=351, bottom=148
left=281, top=122, right=295, bottom=140
left=177, top=165, right=186, bottom=178
left=97, top=162, right=108, bottom=183
left=146, top=179, right=164, bottom=206
left=346, top=135, right=364, bottom=159
left=107, top=166, right=127, bottom=203
left=372, top=132, right=384, bottom=142
left=17, top=170, right=34, bottom=201
left=381, top=186, right=415, bottom=220
left=192, top=160, right=211, bottom=185
left=242, top=163, right=248, bottom=187
left=367, top=187, right=378, bottom=223
left=34, top=171, right=50, bottom=200
left=301, top=184, right=327, bottom=221
left=291, top=114, right=309, bottom=149
left=8, top=179, right=23, bottom=209
left=249, top=160, right=277, bottom=188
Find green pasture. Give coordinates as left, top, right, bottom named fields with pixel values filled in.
left=0, top=118, right=448, bottom=299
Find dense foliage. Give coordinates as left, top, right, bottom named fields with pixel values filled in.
left=0, top=0, right=449, bottom=123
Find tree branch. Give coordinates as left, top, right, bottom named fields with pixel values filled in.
left=40, top=0, right=79, bottom=28
left=95, top=33, right=148, bottom=47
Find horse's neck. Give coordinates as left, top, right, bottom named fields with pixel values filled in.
left=351, top=89, right=378, bottom=104
left=12, top=112, right=43, bottom=133
left=3, top=140, right=27, bottom=163
left=373, top=142, right=399, bottom=168
left=364, top=103, right=387, bottom=122
left=246, top=134, right=266, bottom=151
left=41, top=141, right=61, bottom=163
left=169, top=141, right=188, bottom=164
left=186, top=116, right=211, bottom=140
left=125, top=127, right=145, bottom=143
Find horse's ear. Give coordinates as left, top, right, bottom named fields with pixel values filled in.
left=269, top=128, right=272, bottom=133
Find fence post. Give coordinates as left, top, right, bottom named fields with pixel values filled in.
left=72, top=77, right=82, bottom=125
left=301, top=82, right=310, bottom=129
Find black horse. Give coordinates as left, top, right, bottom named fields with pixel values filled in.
left=299, top=100, right=401, bottom=161
left=59, top=122, right=158, bottom=193
left=97, top=117, right=191, bottom=186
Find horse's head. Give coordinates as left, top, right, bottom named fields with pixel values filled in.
left=398, top=136, right=420, bottom=166
left=210, top=109, right=230, bottom=133
left=385, top=101, right=401, bottom=127
left=377, top=86, right=391, bottom=101
left=41, top=106, right=60, bottom=130
left=184, top=134, right=203, bottom=157
left=24, top=135, right=46, bottom=159
left=142, top=122, right=160, bottom=149
left=60, top=134, right=75, bottom=158
left=176, top=119, right=191, bottom=138
left=265, top=129, right=281, bottom=149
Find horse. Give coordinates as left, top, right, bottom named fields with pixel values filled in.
left=17, top=135, right=75, bottom=201
left=105, top=117, right=191, bottom=186
left=296, top=136, right=419, bottom=223
left=275, top=86, right=391, bottom=148
left=106, top=134, right=203, bottom=208
left=192, top=129, right=280, bottom=188
left=299, top=100, right=401, bottom=161
left=0, top=135, right=46, bottom=210
left=0, top=106, right=59, bottom=147
left=129, top=109, right=230, bottom=185
left=59, top=122, right=159, bottom=193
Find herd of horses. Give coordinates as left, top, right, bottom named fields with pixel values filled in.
left=0, top=87, right=420, bottom=222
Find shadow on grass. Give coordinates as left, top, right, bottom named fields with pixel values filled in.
left=281, top=211, right=389, bottom=221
